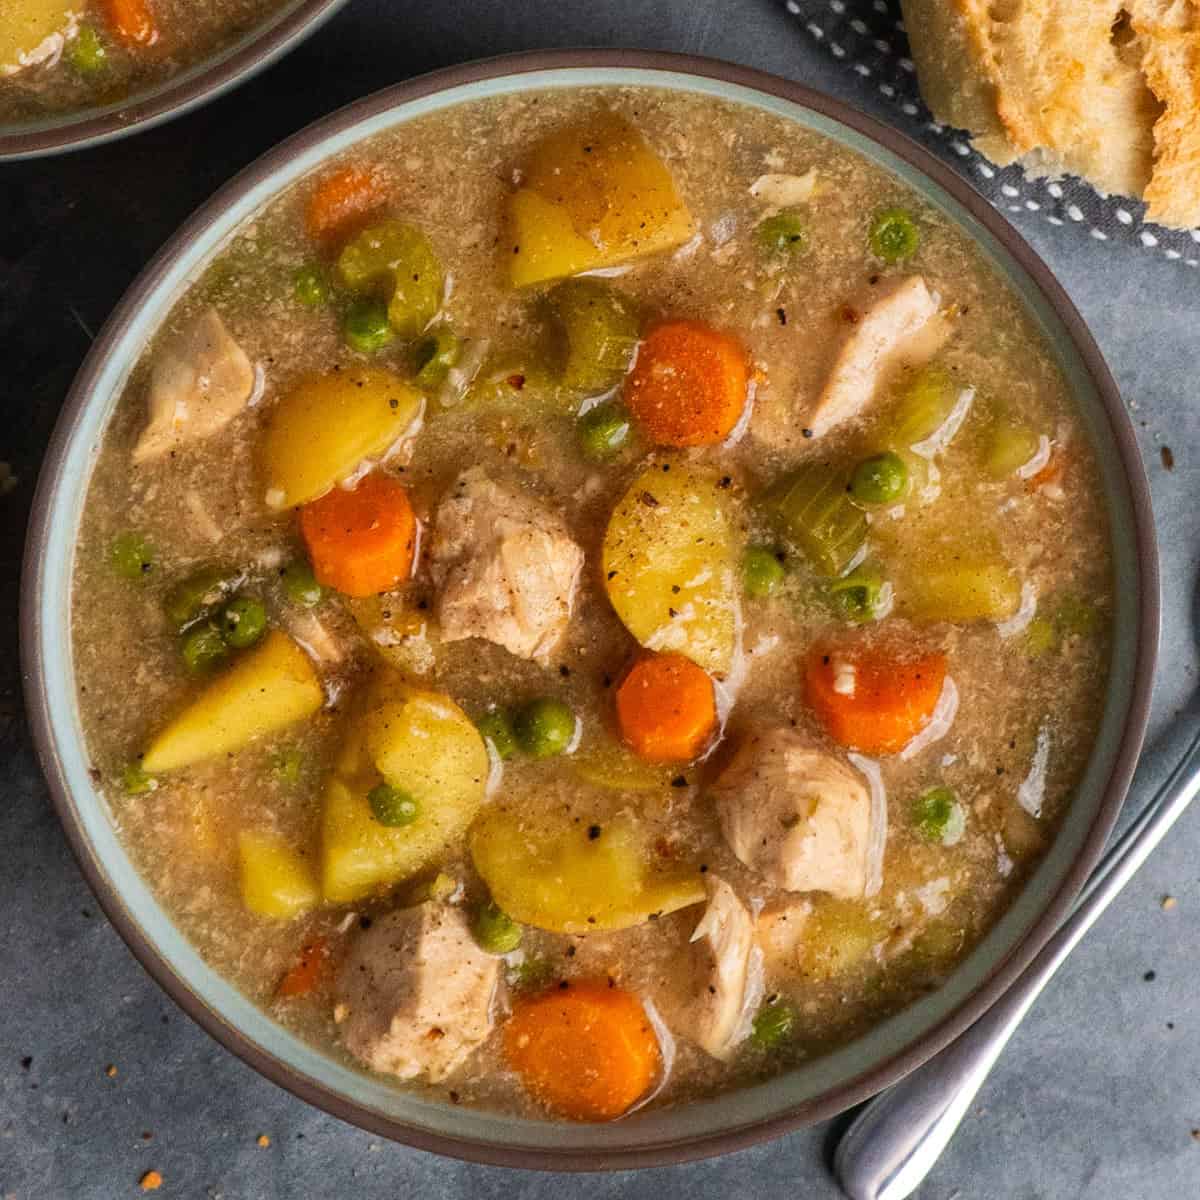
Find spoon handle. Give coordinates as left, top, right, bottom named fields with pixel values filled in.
left=834, top=725, right=1200, bottom=1200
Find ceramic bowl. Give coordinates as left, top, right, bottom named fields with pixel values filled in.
left=0, top=0, right=347, bottom=159
left=21, top=50, right=1159, bottom=1169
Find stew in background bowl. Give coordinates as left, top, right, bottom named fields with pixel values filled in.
left=0, top=0, right=347, bottom=159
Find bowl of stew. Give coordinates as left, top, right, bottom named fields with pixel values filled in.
left=23, top=50, right=1158, bottom=1167
left=0, top=0, right=347, bottom=158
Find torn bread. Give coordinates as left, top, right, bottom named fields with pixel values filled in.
left=899, top=0, right=1200, bottom=230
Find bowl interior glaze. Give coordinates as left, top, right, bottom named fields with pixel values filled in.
left=21, top=52, right=1158, bottom=1169
left=0, top=0, right=347, bottom=159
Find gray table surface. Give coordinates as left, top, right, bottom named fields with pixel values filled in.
left=3, top=1, right=1199, bottom=1196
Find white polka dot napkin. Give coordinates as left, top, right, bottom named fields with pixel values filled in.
left=782, top=0, right=1200, bottom=267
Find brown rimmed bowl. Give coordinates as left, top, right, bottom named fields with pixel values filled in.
left=0, top=0, right=348, bottom=159
left=20, top=50, right=1159, bottom=1170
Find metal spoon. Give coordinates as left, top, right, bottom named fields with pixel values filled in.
left=834, top=717, right=1200, bottom=1200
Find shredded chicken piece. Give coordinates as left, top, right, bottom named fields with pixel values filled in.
left=711, top=727, right=873, bottom=899
left=808, top=276, right=952, bottom=438
left=132, top=308, right=255, bottom=464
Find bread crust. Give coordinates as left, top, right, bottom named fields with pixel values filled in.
left=899, top=0, right=1010, bottom=155
left=1130, top=0, right=1200, bottom=227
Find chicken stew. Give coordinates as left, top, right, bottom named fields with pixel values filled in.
left=72, top=87, right=1113, bottom=1120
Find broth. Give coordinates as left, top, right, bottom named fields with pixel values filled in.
left=71, top=87, right=1111, bottom=1119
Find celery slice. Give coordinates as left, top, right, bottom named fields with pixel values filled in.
left=764, top=464, right=868, bottom=577
left=549, top=278, right=640, bottom=397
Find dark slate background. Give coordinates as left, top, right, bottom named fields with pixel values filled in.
left=3, top=1, right=1199, bottom=1196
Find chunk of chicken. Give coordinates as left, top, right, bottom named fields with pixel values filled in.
left=430, top=469, right=584, bottom=662
left=710, top=727, right=872, bottom=899
left=671, top=876, right=761, bottom=1061
left=808, top=276, right=951, bottom=438
left=132, top=307, right=255, bottom=464
left=334, top=903, right=499, bottom=1082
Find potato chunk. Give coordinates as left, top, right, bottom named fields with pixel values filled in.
left=321, top=681, right=489, bottom=903
left=470, top=807, right=705, bottom=934
left=508, top=112, right=696, bottom=287
left=0, top=0, right=74, bottom=75
left=795, top=897, right=884, bottom=982
left=900, top=560, right=1021, bottom=623
left=238, top=832, right=320, bottom=919
left=602, top=463, right=739, bottom=675
left=261, top=367, right=423, bottom=509
left=142, top=632, right=323, bottom=773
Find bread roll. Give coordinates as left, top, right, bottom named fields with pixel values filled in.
left=900, top=0, right=1200, bottom=229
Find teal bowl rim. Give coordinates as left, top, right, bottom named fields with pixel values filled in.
left=20, top=50, right=1159, bottom=1170
left=0, top=0, right=347, bottom=160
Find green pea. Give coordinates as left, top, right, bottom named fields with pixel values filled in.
left=513, top=698, right=577, bottom=759
left=121, top=762, right=157, bottom=795
left=1023, top=616, right=1056, bottom=658
left=181, top=623, right=229, bottom=675
left=477, top=710, right=517, bottom=761
left=280, top=561, right=323, bottom=608
left=68, top=25, right=107, bottom=74
left=470, top=901, right=523, bottom=955
left=869, top=207, right=920, bottom=263
left=109, top=533, right=154, bottom=581
left=742, top=546, right=786, bottom=598
left=165, top=567, right=236, bottom=630
left=751, top=999, right=797, bottom=1049
left=368, top=783, right=419, bottom=827
left=912, top=786, right=966, bottom=846
left=1056, top=594, right=1099, bottom=637
left=756, top=211, right=809, bottom=257
left=271, top=747, right=304, bottom=784
left=508, top=954, right=555, bottom=993
left=909, top=920, right=965, bottom=969
left=293, top=264, right=329, bottom=308
left=849, top=452, right=909, bottom=506
left=578, top=402, right=632, bottom=461
left=829, top=564, right=887, bottom=624
left=412, top=328, right=461, bottom=389
left=219, top=596, right=267, bottom=649
left=343, top=298, right=395, bottom=354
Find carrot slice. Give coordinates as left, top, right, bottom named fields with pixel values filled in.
left=503, top=981, right=661, bottom=1121
left=615, top=652, right=717, bottom=763
left=623, top=319, right=749, bottom=446
left=305, top=167, right=386, bottom=243
left=276, top=937, right=332, bottom=999
left=804, top=641, right=947, bottom=756
left=104, top=0, right=159, bottom=46
left=299, top=473, right=416, bottom=599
